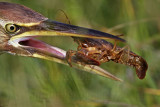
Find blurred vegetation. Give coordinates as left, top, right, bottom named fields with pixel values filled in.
left=0, top=0, right=160, bottom=107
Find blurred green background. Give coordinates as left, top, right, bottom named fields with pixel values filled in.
left=0, top=0, right=159, bottom=107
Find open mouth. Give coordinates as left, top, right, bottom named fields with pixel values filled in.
left=11, top=37, right=66, bottom=59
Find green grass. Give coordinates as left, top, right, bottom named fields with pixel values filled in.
left=0, top=0, right=159, bottom=107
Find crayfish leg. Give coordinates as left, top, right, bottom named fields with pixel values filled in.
left=112, top=40, right=117, bottom=51
left=112, top=34, right=124, bottom=51
left=118, top=45, right=130, bottom=62
left=66, top=50, right=76, bottom=67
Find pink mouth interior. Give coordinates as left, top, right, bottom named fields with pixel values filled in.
left=19, top=38, right=66, bottom=59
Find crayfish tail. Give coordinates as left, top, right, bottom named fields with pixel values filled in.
left=135, top=57, right=148, bottom=79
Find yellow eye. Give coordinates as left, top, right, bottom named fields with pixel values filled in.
left=5, top=24, right=19, bottom=33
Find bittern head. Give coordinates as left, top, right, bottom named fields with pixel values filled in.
left=0, top=2, right=67, bottom=61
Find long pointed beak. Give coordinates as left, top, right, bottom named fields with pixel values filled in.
left=11, top=19, right=126, bottom=42
left=8, top=19, right=124, bottom=81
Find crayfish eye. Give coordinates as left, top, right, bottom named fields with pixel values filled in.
left=5, top=24, right=19, bottom=33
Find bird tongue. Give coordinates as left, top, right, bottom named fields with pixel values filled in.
left=19, top=38, right=66, bottom=59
